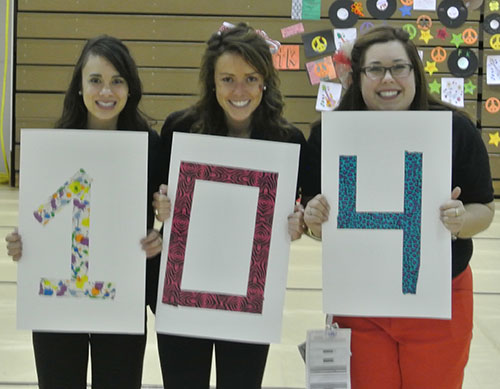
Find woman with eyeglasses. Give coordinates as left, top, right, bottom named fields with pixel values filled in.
left=304, top=26, right=494, bottom=389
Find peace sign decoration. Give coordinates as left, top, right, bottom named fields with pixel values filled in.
left=403, top=23, right=417, bottom=39
left=485, top=97, right=500, bottom=113
left=302, top=30, right=336, bottom=58
left=431, top=47, right=447, bottom=63
left=312, top=36, right=328, bottom=53
left=417, top=15, right=433, bottom=31
left=490, top=34, right=500, bottom=50
left=462, top=28, right=478, bottom=45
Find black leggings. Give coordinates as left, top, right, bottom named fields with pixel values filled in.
left=32, top=331, right=147, bottom=389
left=157, top=333, right=269, bottom=389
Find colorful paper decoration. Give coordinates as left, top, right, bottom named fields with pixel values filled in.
left=488, top=131, right=500, bottom=147
left=464, top=80, right=477, bottom=94
left=450, top=33, right=464, bottom=48
left=429, top=79, right=441, bottom=94
left=424, top=61, right=438, bottom=75
left=281, top=22, right=305, bottom=38
left=485, top=97, right=500, bottom=113
left=315, top=81, right=342, bottom=111
left=419, top=29, right=433, bottom=44
left=306, top=56, right=337, bottom=85
left=441, top=77, right=465, bottom=107
left=302, top=30, right=336, bottom=58
left=436, top=27, right=450, bottom=40
left=272, top=45, right=300, bottom=70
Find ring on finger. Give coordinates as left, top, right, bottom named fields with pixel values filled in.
left=455, top=208, right=459, bottom=217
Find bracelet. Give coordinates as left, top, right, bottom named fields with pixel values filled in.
left=306, top=227, right=322, bottom=241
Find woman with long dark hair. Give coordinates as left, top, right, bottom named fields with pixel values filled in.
left=6, top=35, right=167, bottom=388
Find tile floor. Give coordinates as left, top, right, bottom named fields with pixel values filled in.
left=0, top=184, right=499, bottom=388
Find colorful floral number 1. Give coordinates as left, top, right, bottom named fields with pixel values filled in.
left=33, top=169, right=116, bottom=299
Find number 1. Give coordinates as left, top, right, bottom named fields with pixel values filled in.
left=33, top=169, right=115, bottom=299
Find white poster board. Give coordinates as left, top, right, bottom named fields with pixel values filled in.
left=17, top=129, right=148, bottom=333
left=155, top=133, right=300, bottom=343
left=322, top=111, right=452, bottom=319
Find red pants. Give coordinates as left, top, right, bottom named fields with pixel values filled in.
left=335, top=266, right=473, bottom=389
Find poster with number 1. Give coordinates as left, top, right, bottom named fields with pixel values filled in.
left=17, top=129, right=148, bottom=333
left=322, top=111, right=452, bottom=319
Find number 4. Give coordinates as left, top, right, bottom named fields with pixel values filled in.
left=33, top=169, right=115, bottom=299
left=337, top=152, right=423, bottom=294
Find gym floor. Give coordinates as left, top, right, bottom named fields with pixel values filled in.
left=1, top=184, right=499, bottom=388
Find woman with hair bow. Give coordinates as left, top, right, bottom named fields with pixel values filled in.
left=153, top=22, right=311, bottom=389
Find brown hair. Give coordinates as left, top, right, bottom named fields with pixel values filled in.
left=176, top=23, right=294, bottom=140
left=56, top=35, right=149, bottom=131
left=337, top=25, right=446, bottom=111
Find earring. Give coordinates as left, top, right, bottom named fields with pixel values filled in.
left=263, top=85, right=267, bottom=91
left=78, top=90, right=82, bottom=95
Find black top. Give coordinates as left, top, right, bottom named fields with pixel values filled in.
left=146, top=108, right=313, bottom=312
left=145, top=129, right=168, bottom=312
left=159, top=109, right=314, bottom=198
left=307, top=111, right=494, bottom=278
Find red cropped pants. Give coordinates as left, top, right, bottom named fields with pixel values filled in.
left=335, top=265, right=473, bottom=389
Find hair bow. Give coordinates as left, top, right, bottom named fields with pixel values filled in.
left=217, top=22, right=281, bottom=54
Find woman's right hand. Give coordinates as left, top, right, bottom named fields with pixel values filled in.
left=304, top=194, right=330, bottom=239
left=5, top=229, right=22, bottom=261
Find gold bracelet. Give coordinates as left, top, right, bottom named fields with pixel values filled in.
left=306, top=227, right=322, bottom=241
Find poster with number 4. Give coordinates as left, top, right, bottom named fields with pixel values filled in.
left=322, top=111, right=452, bottom=319
left=17, top=129, right=148, bottom=333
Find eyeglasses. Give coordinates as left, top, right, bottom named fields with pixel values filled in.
left=361, top=64, right=413, bottom=81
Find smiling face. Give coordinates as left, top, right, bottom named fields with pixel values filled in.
left=214, top=52, right=265, bottom=134
left=81, top=54, right=129, bottom=130
left=360, top=40, right=416, bottom=111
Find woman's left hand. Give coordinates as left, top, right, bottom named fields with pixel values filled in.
left=153, top=184, right=171, bottom=223
left=141, top=229, right=163, bottom=258
left=288, top=203, right=305, bottom=241
left=440, top=187, right=465, bottom=235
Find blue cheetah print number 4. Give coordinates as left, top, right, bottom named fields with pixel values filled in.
left=337, top=152, right=423, bottom=294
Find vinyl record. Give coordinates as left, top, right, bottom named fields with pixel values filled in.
left=329, top=0, right=359, bottom=28
left=484, top=14, right=500, bottom=35
left=366, top=0, right=397, bottom=19
left=447, top=48, right=478, bottom=77
left=437, top=0, right=468, bottom=28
